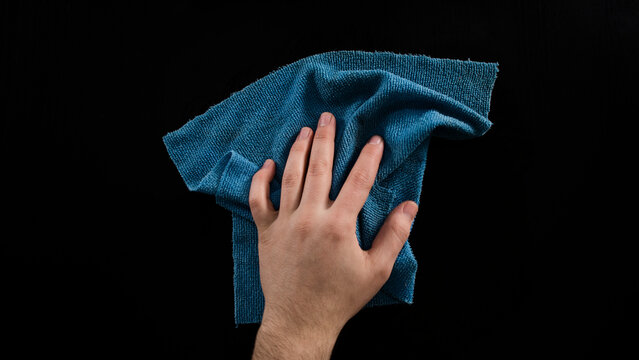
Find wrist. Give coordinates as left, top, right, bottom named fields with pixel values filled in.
left=252, top=307, right=342, bottom=360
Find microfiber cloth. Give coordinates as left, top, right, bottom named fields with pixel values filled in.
left=162, top=50, right=499, bottom=325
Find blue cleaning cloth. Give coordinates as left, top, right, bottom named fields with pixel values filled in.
left=163, top=50, right=498, bottom=324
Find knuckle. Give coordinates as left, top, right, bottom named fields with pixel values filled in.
left=374, top=263, right=393, bottom=283
left=389, top=221, right=410, bottom=242
left=286, top=141, right=307, bottom=159
left=281, top=172, right=301, bottom=188
left=313, top=129, right=330, bottom=141
left=351, top=168, right=372, bottom=188
left=307, top=158, right=330, bottom=176
left=290, top=140, right=307, bottom=152
left=293, top=217, right=314, bottom=236
left=248, top=192, right=261, bottom=208
left=320, top=210, right=355, bottom=239
left=333, top=212, right=355, bottom=233
left=323, top=221, right=343, bottom=237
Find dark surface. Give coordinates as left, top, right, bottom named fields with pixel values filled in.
left=2, top=1, right=636, bottom=359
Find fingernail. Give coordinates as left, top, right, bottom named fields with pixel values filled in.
left=318, top=113, right=332, bottom=127
left=298, top=127, right=311, bottom=140
left=403, top=202, right=418, bottom=218
left=262, top=159, right=272, bottom=169
left=368, top=135, right=382, bottom=145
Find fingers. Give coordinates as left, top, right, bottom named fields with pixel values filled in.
left=278, top=126, right=314, bottom=214
left=249, top=159, right=279, bottom=230
left=300, top=112, right=336, bottom=208
left=367, top=201, right=419, bottom=280
left=333, top=134, right=384, bottom=218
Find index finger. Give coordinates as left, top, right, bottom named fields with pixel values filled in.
left=333, top=135, right=384, bottom=218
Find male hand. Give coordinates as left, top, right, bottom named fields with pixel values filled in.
left=249, top=112, right=419, bottom=359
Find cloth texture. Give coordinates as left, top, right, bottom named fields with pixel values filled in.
left=162, top=50, right=499, bottom=324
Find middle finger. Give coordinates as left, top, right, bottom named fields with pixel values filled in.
left=300, top=112, right=336, bottom=208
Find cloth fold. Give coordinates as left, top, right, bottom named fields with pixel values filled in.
left=162, top=50, right=499, bottom=324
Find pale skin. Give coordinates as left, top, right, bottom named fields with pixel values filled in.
left=249, top=112, right=419, bottom=359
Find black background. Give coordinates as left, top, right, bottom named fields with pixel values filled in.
left=2, top=1, right=637, bottom=359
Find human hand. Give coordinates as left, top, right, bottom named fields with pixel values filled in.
left=249, top=112, right=419, bottom=359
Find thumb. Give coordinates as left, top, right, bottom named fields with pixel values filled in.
left=248, top=159, right=278, bottom=230
left=368, top=201, right=418, bottom=278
